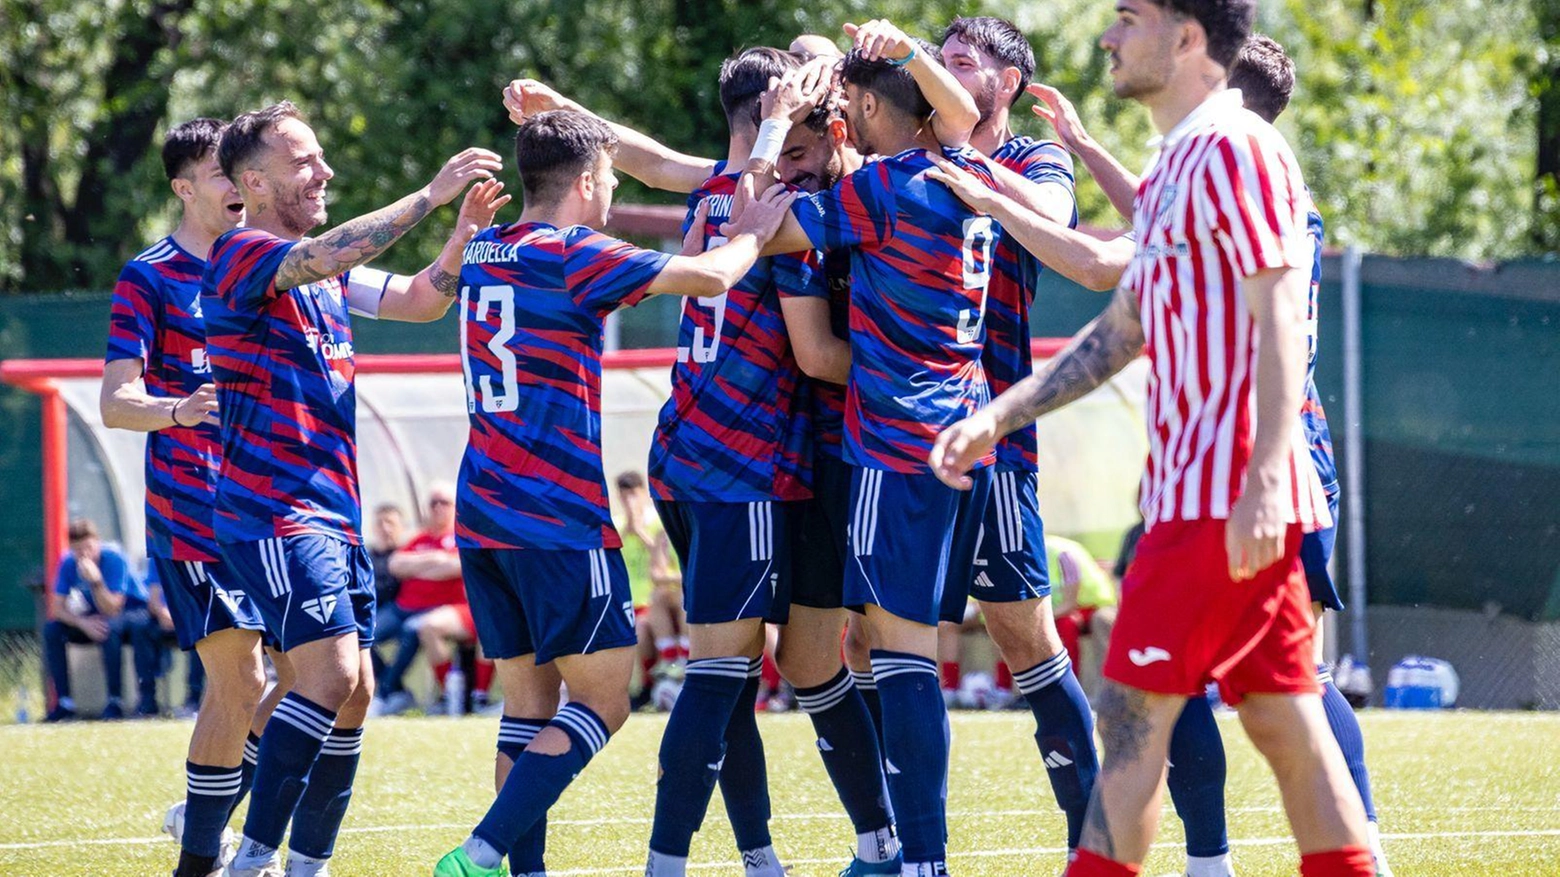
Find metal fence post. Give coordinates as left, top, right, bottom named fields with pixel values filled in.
left=1342, top=245, right=1368, bottom=662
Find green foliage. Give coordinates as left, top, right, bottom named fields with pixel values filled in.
left=0, top=0, right=1551, bottom=294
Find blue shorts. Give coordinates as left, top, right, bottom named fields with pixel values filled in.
left=656, top=499, right=793, bottom=625
left=459, top=547, right=637, bottom=664
left=845, top=466, right=993, bottom=627
left=966, top=470, right=1051, bottom=605
left=1302, top=492, right=1344, bottom=611
left=153, top=556, right=269, bottom=652
left=792, top=453, right=852, bottom=610
left=220, top=535, right=376, bottom=652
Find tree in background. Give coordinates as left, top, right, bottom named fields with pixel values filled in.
left=0, top=0, right=1552, bottom=294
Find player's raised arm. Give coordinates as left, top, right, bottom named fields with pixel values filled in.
left=373, top=178, right=511, bottom=323
left=271, top=147, right=502, bottom=292
left=504, top=79, right=718, bottom=194
left=742, top=56, right=836, bottom=187
left=647, top=181, right=798, bottom=297
left=1028, top=83, right=1140, bottom=222
left=846, top=20, right=978, bottom=147
left=927, top=155, right=1132, bottom=291
left=930, top=282, right=1143, bottom=488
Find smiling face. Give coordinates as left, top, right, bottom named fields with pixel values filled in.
left=175, top=153, right=244, bottom=237
left=940, top=34, right=1007, bottom=126
left=778, top=122, right=848, bottom=193
left=1100, top=0, right=1184, bottom=102
left=250, top=116, right=335, bottom=236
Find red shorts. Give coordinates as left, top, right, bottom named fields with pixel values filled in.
left=452, top=602, right=476, bottom=640
left=1102, top=518, right=1318, bottom=706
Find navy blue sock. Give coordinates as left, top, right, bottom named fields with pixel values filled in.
left=288, top=726, right=363, bottom=859
left=239, top=693, right=336, bottom=855
left=227, top=732, right=260, bottom=822
left=497, top=716, right=550, bottom=875
left=850, top=670, right=884, bottom=747
left=872, top=650, right=947, bottom=869
left=183, top=761, right=242, bottom=857
left=718, top=658, right=774, bottom=854
left=1167, top=693, right=1230, bottom=858
left=1014, top=652, right=1099, bottom=850
left=1319, top=664, right=1377, bottom=822
left=796, top=667, right=892, bottom=835
left=648, top=656, right=748, bottom=857
left=472, top=703, right=610, bottom=855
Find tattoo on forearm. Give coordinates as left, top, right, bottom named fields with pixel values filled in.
left=995, top=285, right=1143, bottom=435
left=275, top=192, right=433, bottom=290
left=429, top=263, right=460, bottom=297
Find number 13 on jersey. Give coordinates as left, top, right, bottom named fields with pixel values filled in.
left=460, top=283, right=519, bottom=414
left=956, top=216, right=995, bottom=344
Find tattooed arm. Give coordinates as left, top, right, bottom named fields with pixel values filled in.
left=929, top=282, right=1143, bottom=488
left=377, top=179, right=512, bottom=323
left=272, top=147, right=503, bottom=293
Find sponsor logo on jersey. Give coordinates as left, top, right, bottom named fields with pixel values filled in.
left=304, top=328, right=354, bottom=361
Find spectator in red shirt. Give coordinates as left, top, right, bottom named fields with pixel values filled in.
left=371, top=483, right=465, bottom=714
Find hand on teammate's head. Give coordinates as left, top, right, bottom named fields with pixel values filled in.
left=502, top=79, right=571, bottom=126
left=428, top=147, right=503, bottom=206
left=844, top=19, right=916, bottom=63
left=761, top=56, right=836, bottom=125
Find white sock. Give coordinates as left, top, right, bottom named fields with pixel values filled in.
left=284, top=851, right=330, bottom=876
left=857, top=827, right=901, bottom=864
left=646, top=850, right=688, bottom=876
left=742, top=845, right=786, bottom=877
left=1368, top=821, right=1393, bottom=875
left=1185, top=852, right=1235, bottom=876
left=462, top=835, right=504, bottom=870
left=231, top=836, right=278, bottom=870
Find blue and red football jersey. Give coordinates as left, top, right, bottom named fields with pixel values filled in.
left=791, top=147, right=999, bottom=474
left=776, top=248, right=852, bottom=459
left=457, top=222, right=670, bottom=551
left=105, top=237, right=222, bottom=562
left=201, top=228, right=365, bottom=545
left=1303, top=207, right=1338, bottom=497
left=987, top=137, right=1076, bottom=471
left=648, top=170, right=813, bottom=503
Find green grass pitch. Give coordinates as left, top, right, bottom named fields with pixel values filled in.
left=2, top=710, right=1557, bottom=875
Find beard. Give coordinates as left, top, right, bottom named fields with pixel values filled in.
left=275, top=181, right=326, bottom=236
left=1110, top=48, right=1175, bottom=101
left=975, top=77, right=1002, bottom=126
left=845, top=106, right=875, bottom=157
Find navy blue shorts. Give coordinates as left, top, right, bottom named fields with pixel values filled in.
left=1302, top=492, right=1344, bottom=611
left=845, top=466, right=992, bottom=627
left=153, top=556, right=269, bottom=651
left=656, top=499, right=793, bottom=625
left=459, top=547, right=637, bottom=664
left=792, top=453, right=852, bottom=610
left=221, top=535, right=376, bottom=652
left=966, top=470, right=1051, bottom=605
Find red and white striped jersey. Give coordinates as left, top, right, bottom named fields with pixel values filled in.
left=1121, top=89, right=1333, bottom=533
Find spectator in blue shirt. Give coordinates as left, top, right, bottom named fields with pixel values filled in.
left=43, top=518, right=159, bottom=720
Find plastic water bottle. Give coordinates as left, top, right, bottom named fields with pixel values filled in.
left=15, top=684, right=30, bottom=724
left=445, top=665, right=466, bottom=716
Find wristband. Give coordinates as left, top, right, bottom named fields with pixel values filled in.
left=886, top=47, right=916, bottom=67
left=749, top=118, right=791, bottom=168
left=171, top=398, right=190, bottom=428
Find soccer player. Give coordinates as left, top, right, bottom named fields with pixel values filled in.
left=99, top=117, right=283, bottom=877
left=745, top=40, right=1005, bottom=876
left=203, top=100, right=506, bottom=877
left=931, top=15, right=1104, bottom=854
left=929, top=2, right=1375, bottom=875
left=430, top=108, right=795, bottom=877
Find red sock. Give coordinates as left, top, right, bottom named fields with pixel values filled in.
left=473, top=659, right=495, bottom=695
left=658, top=645, right=679, bottom=662
left=1300, top=846, right=1376, bottom=877
left=761, top=653, right=782, bottom=691
left=1065, top=849, right=1141, bottom=876
left=940, top=660, right=961, bottom=691
left=995, top=661, right=1013, bottom=691
left=433, top=661, right=452, bottom=687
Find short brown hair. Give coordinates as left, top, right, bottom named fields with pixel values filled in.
left=219, top=101, right=305, bottom=181
left=1228, top=35, right=1295, bottom=123
left=67, top=518, right=99, bottom=542
left=515, top=110, right=618, bottom=206
left=162, top=118, right=228, bottom=181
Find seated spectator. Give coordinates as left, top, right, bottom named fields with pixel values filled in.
left=373, top=483, right=466, bottom=715
left=1051, top=535, right=1120, bottom=691
left=141, top=563, right=205, bottom=718
left=414, top=596, right=494, bottom=714
left=43, top=519, right=159, bottom=720
left=367, top=502, right=407, bottom=679
left=615, top=472, right=684, bottom=707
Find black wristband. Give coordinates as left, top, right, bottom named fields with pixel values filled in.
left=171, top=398, right=190, bottom=428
